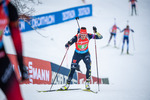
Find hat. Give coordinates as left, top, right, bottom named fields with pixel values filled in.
left=80, top=27, right=87, bottom=34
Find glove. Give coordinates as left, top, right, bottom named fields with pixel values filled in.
left=20, top=65, right=29, bottom=81
left=65, top=43, right=70, bottom=48
left=131, top=30, right=134, bottom=32
left=93, top=26, right=97, bottom=33
left=75, top=17, right=79, bottom=20
left=17, top=56, right=28, bottom=81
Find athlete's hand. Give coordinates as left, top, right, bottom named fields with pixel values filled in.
left=131, top=30, right=134, bottom=32
left=65, top=43, right=70, bottom=48
left=93, top=26, right=97, bottom=33
left=20, top=65, right=29, bottom=82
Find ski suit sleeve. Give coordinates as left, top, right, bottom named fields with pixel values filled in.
left=121, top=29, right=125, bottom=33
left=109, top=27, right=113, bottom=33
left=65, top=35, right=77, bottom=47
left=8, top=3, right=23, bottom=67
left=92, top=26, right=103, bottom=39
left=8, top=3, right=28, bottom=81
left=88, top=33, right=103, bottom=39
left=117, top=27, right=121, bottom=32
left=130, top=29, right=134, bottom=32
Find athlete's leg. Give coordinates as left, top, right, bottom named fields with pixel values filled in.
left=127, top=37, right=129, bottom=54
left=121, top=37, right=125, bottom=53
left=67, top=52, right=81, bottom=83
left=108, top=33, right=113, bottom=45
left=0, top=57, right=23, bottom=100
left=114, top=34, right=116, bottom=47
left=83, top=52, right=91, bottom=80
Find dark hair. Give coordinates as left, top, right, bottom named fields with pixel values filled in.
left=81, top=27, right=86, bottom=30
left=126, top=25, right=129, bottom=29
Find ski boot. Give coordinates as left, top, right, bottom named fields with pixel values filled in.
left=121, top=49, right=124, bottom=54
left=127, top=50, right=129, bottom=54
left=61, top=81, right=70, bottom=90
left=85, top=79, right=90, bottom=89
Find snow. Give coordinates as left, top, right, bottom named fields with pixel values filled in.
left=1, top=0, right=150, bottom=100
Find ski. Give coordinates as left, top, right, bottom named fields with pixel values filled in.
left=101, top=45, right=109, bottom=48
left=38, top=88, right=98, bottom=94
left=120, top=53, right=134, bottom=56
left=37, top=88, right=81, bottom=93
left=82, top=89, right=98, bottom=94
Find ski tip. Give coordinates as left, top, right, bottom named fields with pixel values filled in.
left=83, top=89, right=98, bottom=94
left=37, top=90, right=44, bottom=92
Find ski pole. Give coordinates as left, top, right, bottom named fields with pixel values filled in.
left=128, top=1, right=131, bottom=16
left=75, top=17, right=80, bottom=28
left=93, top=27, right=100, bottom=91
left=131, top=33, right=135, bottom=50
left=135, top=1, right=138, bottom=15
left=50, top=48, right=69, bottom=91
left=118, top=34, right=123, bottom=49
left=114, top=18, right=116, bottom=25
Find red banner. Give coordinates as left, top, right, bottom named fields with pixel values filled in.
left=7, top=54, right=52, bottom=84
left=78, top=72, right=101, bottom=84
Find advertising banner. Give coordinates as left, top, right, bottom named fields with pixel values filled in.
left=51, top=62, right=77, bottom=84
left=4, top=4, right=92, bottom=36
left=7, top=54, right=108, bottom=85
left=78, top=72, right=101, bottom=84
left=7, top=54, right=52, bottom=84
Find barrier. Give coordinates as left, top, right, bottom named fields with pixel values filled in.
left=4, top=4, right=92, bottom=36
left=7, top=54, right=52, bottom=84
left=8, top=54, right=108, bottom=85
left=51, top=62, right=78, bottom=84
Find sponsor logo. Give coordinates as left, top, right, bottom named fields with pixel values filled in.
left=62, top=10, right=75, bottom=21
left=78, top=72, right=101, bottom=84
left=19, top=20, right=25, bottom=31
left=4, top=4, right=92, bottom=36
left=78, top=7, right=90, bottom=17
left=73, top=59, right=77, bottom=63
left=8, top=54, right=52, bottom=84
left=27, top=61, right=51, bottom=84
left=31, top=15, right=55, bottom=28
left=52, top=72, right=77, bottom=84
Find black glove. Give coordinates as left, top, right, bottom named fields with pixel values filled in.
left=20, top=65, right=29, bottom=81
left=75, top=17, right=79, bottom=20
left=131, top=29, right=134, bottom=32
left=93, top=26, right=97, bottom=33
left=17, top=56, right=28, bottom=81
left=65, top=43, right=69, bottom=48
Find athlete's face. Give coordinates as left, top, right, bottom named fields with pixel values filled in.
left=80, top=34, right=87, bottom=40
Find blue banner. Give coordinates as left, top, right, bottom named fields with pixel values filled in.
left=4, top=4, right=92, bottom=36
left=51, top=62, right=77, bottom=84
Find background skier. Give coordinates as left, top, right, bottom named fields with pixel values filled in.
left=121, top=25, right=134, bottom=54
left=129, top=0, right=137, bottom=16
left=108, top=24, right=121, bottom=47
